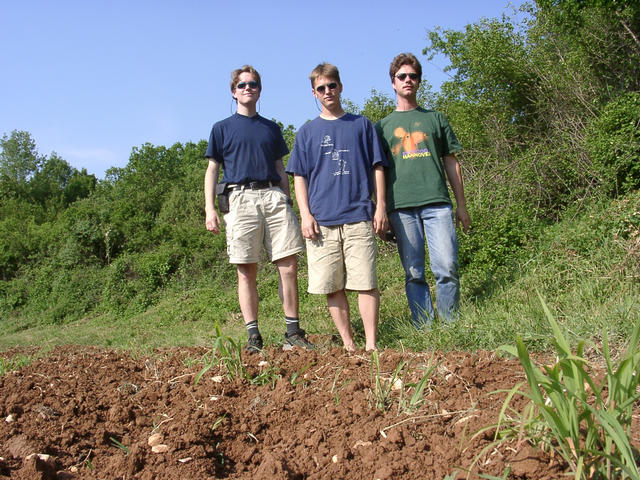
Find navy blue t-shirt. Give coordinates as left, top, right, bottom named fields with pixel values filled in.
left=286, top=113, right=387, bottom=226
left=205, top=113, right=289, bottom=184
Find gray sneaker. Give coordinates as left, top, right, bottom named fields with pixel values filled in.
left=283, top=329, right=316, bottom=351
left=245, top=334, right=263, bottom=354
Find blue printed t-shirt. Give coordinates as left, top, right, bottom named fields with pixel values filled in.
left=286, top=113, right=387, bottom=226
left=205, top=113, right=288, bottom=184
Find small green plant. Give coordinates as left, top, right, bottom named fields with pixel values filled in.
left=194, top=323, right=281, bottom=387
left=369, top=351, right=406, bottom=412
left=401, top=354, right=438, bottom=413
left=368, top=352, right=438, bottom=413
left=109, top=437, right=129, bottom=455
left=76, top=449, right=93, bottom=471
left=330, top=366, right=351, bottom=405
left=494, top=293, right=640, bottom=479
left=181, top=355, right=201, bottom=368
left=211, top=414, right=227, bottom=432
left=250, top=360, right=280, bottom=388
left=290, top=362, right=315, bottom=386
left=195, top=323, right=249, bottom=385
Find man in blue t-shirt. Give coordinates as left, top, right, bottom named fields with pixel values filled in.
left=204, top=65, right=314, bottom=353
left=287, top=63, right=388, bottom=352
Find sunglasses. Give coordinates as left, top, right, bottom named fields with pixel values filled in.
left=236, top=81, right=259, bottom=90
left=395, top=72, right=420, bottom=81
left=315, top=82, right=338, bottom=94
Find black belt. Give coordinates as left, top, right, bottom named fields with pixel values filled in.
left=229, top=180, right=275, bottom=191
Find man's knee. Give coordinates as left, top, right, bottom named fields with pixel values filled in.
left=406, top=265, right=426, bottom=282
left=237, top=263, right=258, bottom=282
left=275, top=255, right=298, bottom=275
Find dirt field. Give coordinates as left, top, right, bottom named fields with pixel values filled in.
left=0, top=340, right=637, bottom=479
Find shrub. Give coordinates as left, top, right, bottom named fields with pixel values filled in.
left=587, top=92, right=640, bottom=196
left=459, top=201, right=539, bottom=300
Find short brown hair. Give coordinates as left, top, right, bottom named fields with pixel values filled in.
left=230, top=65, right=262, bottom=92
left=309, top=63, right=341, bottom=88
left=389, top=53, right=422, bottom=81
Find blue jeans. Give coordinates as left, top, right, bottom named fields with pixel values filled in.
left=389, top=204, right=460, bottom=327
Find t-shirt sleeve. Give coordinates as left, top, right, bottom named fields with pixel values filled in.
left=285, top=129, right=306, bottom=176
left=439, top=113, right=462, bottom=155
left=272, top=123, right=289, bottom=159
left=205, top=123, right=223, bottom=163
left=366, top=119, right=388, bottom=168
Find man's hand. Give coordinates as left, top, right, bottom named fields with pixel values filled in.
left=301, top=212, right=320, bottom=240
left=455, top=206, right=471, bottom=233
left=373, top=204, right=389, bottom=237
left=205, top=209, right=221, bottom=234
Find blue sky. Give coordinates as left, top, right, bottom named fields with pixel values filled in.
left=1, top=0, right=523, bottom=178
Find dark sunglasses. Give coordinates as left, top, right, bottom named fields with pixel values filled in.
left=395, top=72, right=420, bottom=81
left=315, top=82, right=338, bottom=94
left=236, top=81, right=259, bottom=90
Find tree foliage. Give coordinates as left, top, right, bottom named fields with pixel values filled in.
left=417, top=0, right=640, bottom=287
left=0, top=131, right=43, bottom=200
left=422, top=0, right=639, bottom=214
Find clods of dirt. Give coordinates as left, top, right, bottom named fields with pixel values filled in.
left=0, top=344, right=635, bottom=479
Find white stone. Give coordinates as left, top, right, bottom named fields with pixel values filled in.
left=148, top=433, right=164, bottom=447
left=151, top=444, right=169, bottom=454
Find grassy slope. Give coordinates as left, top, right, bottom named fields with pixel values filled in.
left=1, top=191, right=638, bottom=354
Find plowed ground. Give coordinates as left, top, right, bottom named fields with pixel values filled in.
left=1, top=341, right=637, bottom=479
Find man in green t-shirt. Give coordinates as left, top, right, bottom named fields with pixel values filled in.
left=376, top=53, right=471, bottom=327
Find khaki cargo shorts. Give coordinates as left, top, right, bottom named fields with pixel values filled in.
left=305, top=221, right=378, bottom=294
left=224, top=187, right=304, bottom=264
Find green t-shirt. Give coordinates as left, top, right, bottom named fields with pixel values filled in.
left=376, top=107, right=462, bottom=212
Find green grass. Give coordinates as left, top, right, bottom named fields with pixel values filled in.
left=493, top=293, right=640, bottom=479
left=0, top=191, right=638, bottom=357
left=0, top=353, right=33, bottom=375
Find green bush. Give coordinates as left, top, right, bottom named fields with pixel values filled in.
left=1, top=263, right=104, bottom=327
left=587, top=92, right=640, bottom=196
left=459, top=201, right=539, bottom=300
left=102, top=246, right=180, bottom=314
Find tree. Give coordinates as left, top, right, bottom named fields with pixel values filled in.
left=274, top=120, right=297, bottom=153
left=0, top=130, right=44, bottom=199
left=344, top=89, right=395, bottom=124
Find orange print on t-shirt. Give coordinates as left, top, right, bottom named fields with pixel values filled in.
left=392, top=126, right=428, bottom=156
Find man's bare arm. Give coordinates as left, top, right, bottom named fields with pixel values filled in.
left=274, top=158, right=291, bottom=198
left=443, top=154, right=471, bottom=232
left=372, top=165, right=388, bottom=236
left=293, top=175, right=320, bottom=240
left=204, top=159, right=222, bottom=234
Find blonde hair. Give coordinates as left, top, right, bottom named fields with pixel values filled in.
left=309, top=63, right=341, bottom=88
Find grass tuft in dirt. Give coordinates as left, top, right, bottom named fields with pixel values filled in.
left=494, top=293, right=640, bottom=480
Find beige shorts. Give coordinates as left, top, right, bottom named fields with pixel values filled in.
left=306, top=221, right=378, bottom=294
left=224, top=187, right=304, bottom=264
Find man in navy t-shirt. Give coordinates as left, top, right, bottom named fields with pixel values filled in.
left=287, top=63, right=388, bottom=352
left=204, top=65, right=314, bottom=353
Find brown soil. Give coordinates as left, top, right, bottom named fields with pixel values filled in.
left=0, top=341, right=637, bottom=479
